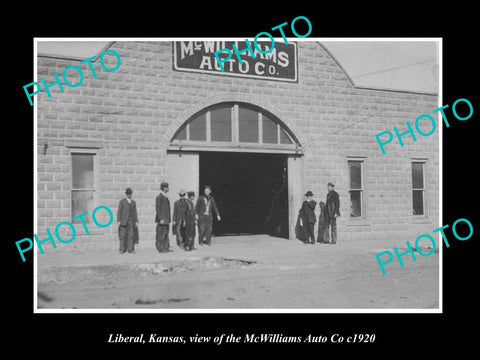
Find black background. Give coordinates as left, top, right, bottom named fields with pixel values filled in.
left=6, top=4, right=478, bottom=356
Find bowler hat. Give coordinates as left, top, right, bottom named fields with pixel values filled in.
left=125, top=187, right=133, bottom=194
left=187, top=191, right=195, bottom=197
left=305, top=190, right=314, bottom=197
left=161, top=182, right=169, bottom=188
left=327, top=182, right=335, bottom=187
left=179, top=189, right=186, bottom=196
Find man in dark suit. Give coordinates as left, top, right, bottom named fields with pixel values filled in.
left=195, top=185, right=221, bottom=246
left=155, top=182, right=171, bottom=253
left=317, top=201, right=328, bottom=243
left=325, top=182, right=340, bottom=244
left=172, top=189, right=189, bottom=248
left=116, top=188, right=138, bottom=254
left=301, top=190, right=317, bottom=244
left=184, top=191, right=197, bottom=251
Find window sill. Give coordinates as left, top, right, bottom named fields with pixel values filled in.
left=346, top=219, right=370, bottom=226
left=411, top=217, right=432, bottom=224
left=65, top=228, right=105, bottom=237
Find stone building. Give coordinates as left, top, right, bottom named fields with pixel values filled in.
left=36, top=40, right=439, bottom=251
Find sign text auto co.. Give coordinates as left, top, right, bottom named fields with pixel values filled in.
left=173, top=40, right=298, bottom=82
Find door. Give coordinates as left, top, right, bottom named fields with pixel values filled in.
left=199, top=151, right=289, bottom=238
left=166, top=151, right=199, bottom=205
left=288, top=155, right=305, bottom=240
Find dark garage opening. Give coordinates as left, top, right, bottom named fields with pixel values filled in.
left=199, top=152, right=289, bottom=239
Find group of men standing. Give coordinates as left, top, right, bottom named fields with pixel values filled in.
left=296, top=182, right=340, bottom=245
left=116, top=181, right=339, bottom=254
left=155, top=182, right=221, bottom=253
left=116, top=183, right=221, bottom=254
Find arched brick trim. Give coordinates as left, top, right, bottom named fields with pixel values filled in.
left=162, top=93, right=312, bottom=156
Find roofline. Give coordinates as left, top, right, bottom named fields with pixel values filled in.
left=316, top=41, right=438, bottom=96
left=316, top=41, right=356, bottom=87
left=37, top=41, right=115, bottom=62
left=354, top=84, right=437, bottom=96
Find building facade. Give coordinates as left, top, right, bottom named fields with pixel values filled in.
left=36, top=41, right=439, bottom=251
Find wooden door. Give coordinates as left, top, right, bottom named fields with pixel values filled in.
left=288, top=155, right=305, bottom=240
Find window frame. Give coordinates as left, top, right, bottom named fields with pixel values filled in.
left=70, top=149, right=98, bottom=225
left=411, top=159, right=427, bottom=217
left=347, top=158, right=366, bottom=220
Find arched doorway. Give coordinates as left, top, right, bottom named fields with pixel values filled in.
left=167, top=102, right=304, bottom=240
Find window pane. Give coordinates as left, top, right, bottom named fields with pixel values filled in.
left=412, top=162, right=424, bottom=189
left=189, top=113, right=206, bottom=141
left=350, top=190, right=362, bottom=217
left=413, top=190, right=424, bottom=215
left=239, top=107, right=259, bottom=143
left=349, top=161, right=362, bottom=190
left=174, top=126, right=186, bottom=140
left=262, top=115, right=278, bottom=144
left=72, top=154, right=94, bottom=189
left=280, top=128, right=293, bottom=144
left=71, top=190, right=94, bottom=223
left=211, top=106, right=232, bottom=141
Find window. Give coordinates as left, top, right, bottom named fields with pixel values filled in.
left=189, top=113, right=206, bottom=141
left=210, top=107, right=232, bottom=141
left=262, top=114, right=278, bottom=144
left=171, top=103, right=297, bottom=148
left=280, top=128, right=293, bottom=144
left=348, top=159, right=364, bottom=218
left=71, top=152, right=96, bottom=223
left=239, top=107, right=259, bottom=142
left=175, top=126, right=186, bottom=140
left=412, top=161, right=426, bottom=216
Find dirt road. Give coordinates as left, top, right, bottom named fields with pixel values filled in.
left=37, top=235, right=439, bottom=310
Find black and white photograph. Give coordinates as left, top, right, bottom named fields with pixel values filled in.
left=33, top=38, right=441, bottom=311
left=5, top=6, right=480, bottom=355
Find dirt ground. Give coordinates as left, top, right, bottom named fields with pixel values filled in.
left=36, top=235, right=440, bottom=310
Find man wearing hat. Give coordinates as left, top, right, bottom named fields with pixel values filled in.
left=155, top=182, right=171, bottom=253
left=172, top=189, right=189, bottom=249
left=325, top=182, right=340, bottom=244
left=301, top=190, right=317, bottom=244
left=195, top=185, right=221, bottom=246
left=117, top=188, right=138, bottom=254
left=184, top=191, right=197, bottom=251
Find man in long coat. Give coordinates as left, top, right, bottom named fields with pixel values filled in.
left=117, top=187, right=138, bottom=254
left=155, top=182, right=171, bottom=253
left=172, top=189, right=189, bottom=248
left=301, top=190, right=317, bottom=244
left=317, top=201, right=328, bottom=243
left=325, top=182, right=340, bottom=244
left=184, top=191, right=197, bottom=251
